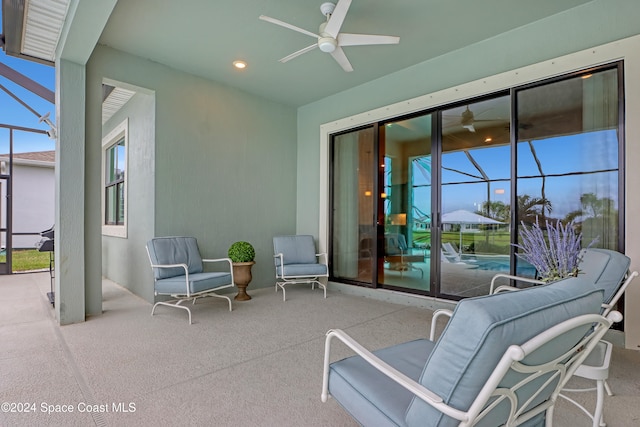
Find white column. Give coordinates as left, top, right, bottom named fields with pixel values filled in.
left=54, top=58, right=86, bottom=324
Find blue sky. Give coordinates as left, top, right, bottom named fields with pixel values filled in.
left=0, top=10, right=56, bottom=154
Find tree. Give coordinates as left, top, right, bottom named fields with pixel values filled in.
left=478, top=200, right=510, bottom=223
left=517, top=195, right=552, bottom=225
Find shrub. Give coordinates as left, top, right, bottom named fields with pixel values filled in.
left=228, top=241, right=255, bottom=263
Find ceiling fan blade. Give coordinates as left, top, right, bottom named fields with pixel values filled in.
left=324, top=0, right=352, bottom=38
left=259, top=15, right=319, bottom=39
left=330, top=46, right=353, bottom=72
left=279, top=44, right=318, bottom=63
left=463, top=124, right=476, bottom=133
left=338, top=33, right=400, bottom=46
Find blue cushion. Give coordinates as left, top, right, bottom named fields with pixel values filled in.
left=154, top=272, right=232, bottom=295
left=273, top=235, right=318, bottom=265
left=276, top=263, right=328, bottom=277
left=385, top=233, right=408, bottom=255
left=404, top=278, right=603, bottom=426
left=578, top=248, right=630, bottom=305
left=329, top=339, right=436, bottom=427
left=147, top=237, right=203, bottom=279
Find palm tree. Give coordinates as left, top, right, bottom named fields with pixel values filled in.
left=517, top=194, right=552, bottom=225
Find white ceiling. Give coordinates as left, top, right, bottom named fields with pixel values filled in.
left=96, top=0, right=593, bottom=107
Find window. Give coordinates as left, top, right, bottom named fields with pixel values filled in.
left=102, top=119, right=128, bottom=237
left=329, top=62, right=623, bottom=301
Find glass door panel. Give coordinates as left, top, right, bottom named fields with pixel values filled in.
left=516, top=67, right=620, bottom=255
left=331, top=126, right=376, bottom=284
left=440, top=96, right=511, bottom=297
left=379, top=115, right=432, bottom=292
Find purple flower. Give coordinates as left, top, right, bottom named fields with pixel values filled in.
left=513, top=218, right=597, bottom=282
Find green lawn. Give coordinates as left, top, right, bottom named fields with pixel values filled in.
left=4, top=249, right=52, bottom=272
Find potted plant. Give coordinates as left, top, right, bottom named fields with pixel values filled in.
left=514, top=218, right=596, bottom=283
left=228, top=241, right=256, bottom=300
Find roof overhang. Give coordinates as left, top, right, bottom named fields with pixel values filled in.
left=1, top=0, right=70, bottom=66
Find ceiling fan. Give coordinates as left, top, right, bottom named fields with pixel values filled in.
left=259, top=0, right=400, bottom=72
left=456, top=106, right=507, bottom=133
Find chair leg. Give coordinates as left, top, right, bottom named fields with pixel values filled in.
left=558, top=380, right=607, bottom=427
left=594, top=380, right=606, bottom=427
left=151, top=300, right=193, bottom=324
left=206, top=293, right=233, bottom=311
left=276, top=282, right=287, bottom=301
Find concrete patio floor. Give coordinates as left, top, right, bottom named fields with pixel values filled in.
left=1, top=271, right=639, bottom=426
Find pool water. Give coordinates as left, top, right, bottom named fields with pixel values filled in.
left=461, top=254, right=537, bottom=276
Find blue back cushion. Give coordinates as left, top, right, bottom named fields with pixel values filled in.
left=405, top=278, right=603, bottom=426
left=273, top=235, right=318, bottom=265
left=578, top=248, right=630, bottom=305
left=385, top=233, right=407, bottom=255
left=147, top=237, right=203, bottom=279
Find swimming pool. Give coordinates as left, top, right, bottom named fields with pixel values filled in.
left=461, top=254, right=537, bottom=276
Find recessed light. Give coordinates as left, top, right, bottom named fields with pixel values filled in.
left=233, top=60, right=247, bottom=70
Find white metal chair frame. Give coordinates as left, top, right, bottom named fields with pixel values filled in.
left=489, top=270, right=639, bottom=427
left=274, top=252, right=328, bottom=301
left=146, top=246, right=235, bottom=324
left=322, top=310, right=621, bottom=427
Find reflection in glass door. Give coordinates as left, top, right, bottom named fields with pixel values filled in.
left=379, top=115, right=432, bottom=292
left=440, top=96, right=511, bottom=298
left=516, top=67, right=621, bottom=250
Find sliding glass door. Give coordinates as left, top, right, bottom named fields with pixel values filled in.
left=331, top=126, right=376, bottom=285
left=439, top=95, right=512, bottom=298
left=516, top=67, right=622, bottom=250
left=329, top=63, right=623, bottom=301
left=379, top=115, right=432, bottom=292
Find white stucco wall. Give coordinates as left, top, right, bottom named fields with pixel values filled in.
left=0, top=160, right=54, bottom=249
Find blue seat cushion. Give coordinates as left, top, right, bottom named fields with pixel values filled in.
left=276, top=263, right=328, bottom=277
left=329, top=339, right=435, bottom=427
left=154, top=272, right=232, bottom=295
left=273, top=235, right=318, bottom=265
left=578, top=248, right=630, bottom=305
left=147, top=237, right=203, bottom=279
left=405, top=278, right=603, bottom=426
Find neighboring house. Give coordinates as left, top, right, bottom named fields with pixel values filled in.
left=0, top=151, right=55, bottom=249
left=3, top=1, right=640, bottom=352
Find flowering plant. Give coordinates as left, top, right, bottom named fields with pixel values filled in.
left=513, top=218, right=596, bottom=283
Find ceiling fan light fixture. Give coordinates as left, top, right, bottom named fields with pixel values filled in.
left=318, top=37, right=337, bottom=53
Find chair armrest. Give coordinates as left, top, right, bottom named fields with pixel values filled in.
left=202, top=257, right=235, bottom=283
left=149, top=263, right=190, bottom=294
left=316, top=252, right=328, bottom=265
left=202, top=257, right=233, bottom=269
left=274, top=253, right=284, bottom=264
left=489, top=273, right=544, bottom=294
left=429, top=309, right=453, bottom=341
left=321, top=329, right=468, bottom=423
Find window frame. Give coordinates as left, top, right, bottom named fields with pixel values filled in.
left=102, top=118, right=128, bottom=238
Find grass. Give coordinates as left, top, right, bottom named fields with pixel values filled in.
left=7, top=249, right=51, bottom=272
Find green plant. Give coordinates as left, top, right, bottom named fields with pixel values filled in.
left=228, top=241, right=255, bottom=263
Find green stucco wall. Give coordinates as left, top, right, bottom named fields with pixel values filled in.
left=89, top=45, right=297, bottom=302
left=101, top=91, right=156, bottom=301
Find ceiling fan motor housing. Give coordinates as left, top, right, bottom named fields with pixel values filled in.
left=318, top=21, right=337, bottom=53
